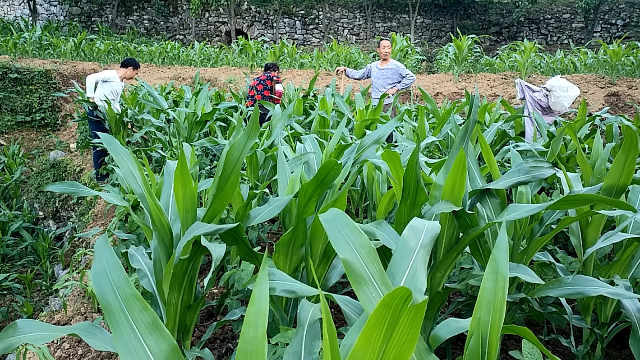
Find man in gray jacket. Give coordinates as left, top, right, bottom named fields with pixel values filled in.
left=335, top=38, right=416, bottom=118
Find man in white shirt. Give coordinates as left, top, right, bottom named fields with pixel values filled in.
left=85, top=58, right=140, bottom=182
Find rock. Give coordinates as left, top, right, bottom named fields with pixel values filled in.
left=49, top=150, right=66, bottom=160
left=48, top=297, right=63, bottom=312
left=69, top=6, right=81, bottom=15
left=54, top=263, right=69, bottom=281
left=6, top=354, right=17, bottom=360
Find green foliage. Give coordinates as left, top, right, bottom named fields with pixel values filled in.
left=4, top=68, right=640, bottom=360
left=23, top=157, right=85, bottom=224
left=0, top=62, right=61, bottom=133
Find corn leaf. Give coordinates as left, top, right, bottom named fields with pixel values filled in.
left=463, top=222, right=509, bottom=360
left=395, top=141, right=429, bottom=233
left=236, top=255, right=270, bottom=360
left=387, top=218, right=440, bottom=302
left=91, top=234, right=183, bottom=360
left=202, top=109, right=260, bottom=222
left=283, top=300, right=322, bottom=360
left=0, top=320, right=116, bottom=355
left=346, top=286, right=428, bottom=360
left=528, top=275, right=640, bottom=299
left=429, top=317, right=471, bottom=349
left=320, top=208, right=394, bottom=313
left=43, top=181, right=128, bottom=206
left=245, top=195, right=294, bottom=226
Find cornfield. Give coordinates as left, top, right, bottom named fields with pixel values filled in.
left=0, top=70, right=639, bottom=360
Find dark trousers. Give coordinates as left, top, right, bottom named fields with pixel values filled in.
left=246, top=104, right=270, bottom=126
left=87, top=108, right=109, bottom=181
left=383, top=103, right=397, bottom=143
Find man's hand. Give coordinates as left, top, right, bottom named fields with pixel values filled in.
left=386, top=87, right=399, bottom=95
left=335, top=67, right=347, bottom=75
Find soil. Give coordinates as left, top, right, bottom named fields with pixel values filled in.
left=84, top=198, right=116, bottom=232
left=4, top=57, right=640, bottom=118
left=24, top=288, right=119, bottom=360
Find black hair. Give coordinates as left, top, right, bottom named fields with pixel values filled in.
left=264, top=62, right=280, bottom=72
left=120, top=58, right=141, bottom=70
left=377, top=38, right=392, bottom=48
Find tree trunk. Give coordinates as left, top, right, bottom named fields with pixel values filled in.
left=228, top=0, right=237, bottom=42
left=408, top=0, right=420, bottom=43
left=191, top=15, right=196, bottom=41
left=364, top=0, right=373, bottom=41
left=275, top=8, right=282, bottom=42
left=110, top=0, right=119, bottom=29
left=590, top=0, right=602, bottom=40
left=27, top=0, right=38, bottom=26
left=452, top=10, right=458, bottom=34
left=322, top=0, right=332, bottom=43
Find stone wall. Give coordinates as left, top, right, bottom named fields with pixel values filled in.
left=1, top=0, right=639, bottom=47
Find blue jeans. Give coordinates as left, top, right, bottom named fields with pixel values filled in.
left=87, top=108, right=109, bottom=181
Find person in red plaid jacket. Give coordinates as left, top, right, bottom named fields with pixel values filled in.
left=246, top=62, right=284, bottom=125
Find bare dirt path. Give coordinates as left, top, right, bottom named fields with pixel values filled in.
left=6, top=57, right=640, bottom=117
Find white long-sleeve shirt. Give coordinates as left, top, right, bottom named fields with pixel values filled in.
left=345, top=59, right=416, bottom=105
left=86, top=70, right=125, bottom=113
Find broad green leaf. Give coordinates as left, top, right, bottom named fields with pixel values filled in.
left=387, top=218, right=440, bottom=302
left=346, top=286, right=428, bottom=360
left=318, top=289, right=341, bottom=360
left=501, top=325, right=560, bottom=360
left=528, top=275, right=640, bottom=300
left=320, top=209, right=394, bottom=313
left=91, top=235, right=183, bottom=360
left=475, top=160, right=556, bottom=192
left=463, top=223, right=509, bottom=360
left=245, top=195, right=294, bottom=226
left=283, top=300, right=322, bottom=360
left=127, top=246, right=165, bottom=321
left=522, top=339, right=543, bottom=360
left=354, top=117, right=401, bottom=165
left=218, top=224, right=263, bottom=266
left=310, top=259, right=342, bottom=360
left=43, top=181, right=128, bottom=206
left=395, top=141, right=429, bottom=233
left=268, top=267, right=319, bottom=298
left=583, top=232, right=640, bottom=259
left=0, top=320, right=115, bottom=354
left=429, top=317, right=471, bottom=349
left=431, top=90, right=478, bottom=202
left=236, top=255, right=270, bottom=360
left=357, top=220, right=400, bottom=250
left=620, top=297, right=640, bottom=359
left=175, top=222, right=237, bottom=260
left=509, top=263, right=545, bottom=284
left=174, top=145, right=198, bottom=237
left=202, top=111, right=260, bottom=222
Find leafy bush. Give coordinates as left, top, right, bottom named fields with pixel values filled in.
left=0, top=62, right=61, bottom=133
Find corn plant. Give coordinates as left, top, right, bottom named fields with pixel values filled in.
left=435, top=31, right=483, bottom=82
left=597, top=36, right=638, bottom=84
left=32, top=111, right=266, bottom=351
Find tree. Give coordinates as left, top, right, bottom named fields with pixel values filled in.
left=362, top=0, right=381, bottom=40
left=251, top=0, right=300, bottom=42
left=191, top=0, right=239, bottom=42
left=25, top=0, right=38, bottom=25
left=406, top=0, right=420, bottom=42
left=578, top=0, right=611, bottom=39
